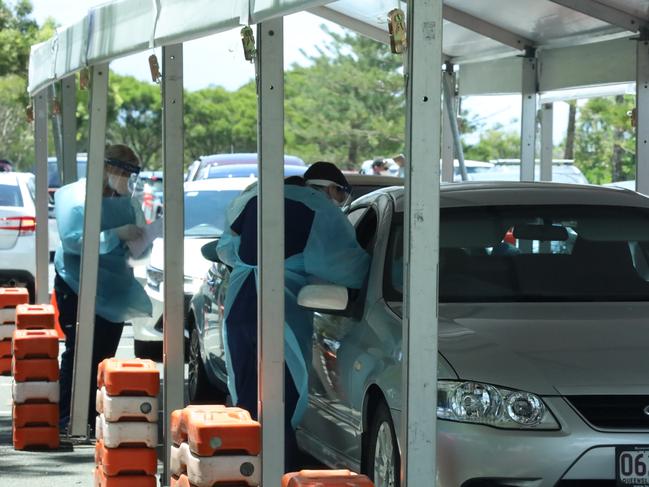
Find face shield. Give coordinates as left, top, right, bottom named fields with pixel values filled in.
left=306, top=179, right=352, bottom=208
left=105, top=158, right=141, bottom=197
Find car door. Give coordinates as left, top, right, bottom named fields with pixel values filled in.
left=301, top=203, right=383, bottom=462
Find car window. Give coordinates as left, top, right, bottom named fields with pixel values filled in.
left=385, top=205, right=649, bottom=303
left=184, top=189, right=241, bottom=237
left=0, top=184, right=23, bottom=207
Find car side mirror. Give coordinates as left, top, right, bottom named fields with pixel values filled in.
left=297, top=284, right=348, bottom=311
left=200, top=240, right=220, bottom=263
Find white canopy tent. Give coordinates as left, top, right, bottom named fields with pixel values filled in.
left=27, top=1, right=649, bottom=486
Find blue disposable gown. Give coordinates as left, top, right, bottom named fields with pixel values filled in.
left=54, top=180, right=152, bottom=323
left=217, top=184, right=370, bottom=427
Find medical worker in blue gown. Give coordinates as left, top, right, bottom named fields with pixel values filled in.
left=217, top=161, right=370, bottom=469
left=54, top=144, right=152, bottom=432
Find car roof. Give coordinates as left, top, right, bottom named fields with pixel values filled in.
left=199, top=153, right=305, bottom=166
left=0, top=172, right=28, bottom=186
left=184, top=177, right=255, bottom=192
left=352, top=181, right=649, bottom=212
left=345, top=174, right=404, bottom=187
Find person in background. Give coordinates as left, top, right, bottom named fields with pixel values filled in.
left=371, top=158, right=388, bottom=175
left=54, top=144, right=152, bottom=433
left=393, top=153, right=406, bottom=177
left=217, top=161, right=370, bottom=471
left=0, top=159, right=13, bottom=172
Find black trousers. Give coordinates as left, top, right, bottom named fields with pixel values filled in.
left=55, top=273, right=124, bottom=431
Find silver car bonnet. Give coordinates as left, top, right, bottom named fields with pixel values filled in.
left=435, top=301, right=649, bottom=396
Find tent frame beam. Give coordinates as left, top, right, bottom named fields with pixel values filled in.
left=550, top=0, right=647, bottom=32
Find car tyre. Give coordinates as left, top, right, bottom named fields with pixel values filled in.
left=188, top=327, right=226, bottom=403
left=366, top=402, right=400, bottom=487
left=133, top=339, right=162, bottom=361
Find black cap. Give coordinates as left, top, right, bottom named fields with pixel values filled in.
left=304, top=161, right=350, bottom=191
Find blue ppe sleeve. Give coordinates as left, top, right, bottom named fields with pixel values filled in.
left=303, top=202, right=370, bottom=289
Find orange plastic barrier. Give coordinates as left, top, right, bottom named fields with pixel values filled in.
left=94, top=467, right=157, bottom=487
left=98, top=358, right=159, bottom=397
left=282, top=470, right=374, bottom=487
left=95, top=439, right=157, bottom=476
left=171, top=405, right=260, bottom=456
left=13, top=425, right=59, bottom=450
left=0, top=356, right=10, bottom=375
left=12, top=357, right=59, bottom=382
left=15, top=304, right=55, bottom=330
left=50, top=289, right=65, bottom=340
left=0, top=288, right=29, bottom=308
left=170, top=405, right=222, bottom=445
left=0, top=339, right=11, bottom=358
left=12, top=329, right=59, bottom=359
left=13, top=403, right=59, bottom=427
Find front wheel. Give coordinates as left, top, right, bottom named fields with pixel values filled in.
left=366, top=402, right=400, bottom=487
left=188, top=327, right=225, bottom=403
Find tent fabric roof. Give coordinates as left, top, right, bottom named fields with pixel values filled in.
left=28, top=0, right=649, bottom=95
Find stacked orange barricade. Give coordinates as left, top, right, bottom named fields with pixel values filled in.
left=282, top=470, right=375, bottom=487
left=11, top=303, right=60, bottom=450
left=94, top=358, right=159, bottom=487
left=0, top=288, right=29, bottom=375
left=169, top=405, right=261, bottom=487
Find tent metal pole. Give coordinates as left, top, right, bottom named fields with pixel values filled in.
left=520, top=53, right=537, bottom=181
left=540, top=102, right=554, bottom=181
left=442, top=68, right=466, bottom=181
left=161, top=43, right=185, bottom=483
left=403, top=1, right=442, bottom=486
left=61, top=75, right=78, bottom=184
left=441, top=66, right=456, bottom=183
left=70, top=63, right=109, bottom=438
left=33, top=91, right=49, bottom=304
left=636, top=35, right=649, bottom=195
left=257, top=18, right=286, bottom=485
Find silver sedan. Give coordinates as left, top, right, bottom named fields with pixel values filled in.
left=298, top=182, right=649, bottom=487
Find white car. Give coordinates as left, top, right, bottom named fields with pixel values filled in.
left=0, top=173, right=37, bottom=301
left=131, top=177, right=256, bottom=358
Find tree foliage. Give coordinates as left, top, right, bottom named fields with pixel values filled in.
left=574, top=95, right=635, bottom=184
left=285, top=28, right=405, bottom=168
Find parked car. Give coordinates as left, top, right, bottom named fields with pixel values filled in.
left=0, top=172, right=37, bottom=301
left=189, top=180, right=649, bottom=486
left=134, top=171, right=164, bottom=223
left=131, top=177, right=257, bottom=359
left=186, top=173, right=403, bottom=401
left=473, top=159, right=589, bottom=184
left=186, top=153, right=305, bottom=182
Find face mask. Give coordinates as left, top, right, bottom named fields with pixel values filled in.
left=107, top=173, right=131, bottom=196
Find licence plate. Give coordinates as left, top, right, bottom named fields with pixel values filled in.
left=616, top=446, right=649, bottom=486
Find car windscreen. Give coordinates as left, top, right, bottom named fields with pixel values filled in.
left=184, top=189, right=241, bottom=237
left=385, top=205, right=649, bottom=302
left=0, top=184, right=23, bottom=207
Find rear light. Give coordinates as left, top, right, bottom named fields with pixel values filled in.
left=0, top=216, right=36, bottom=236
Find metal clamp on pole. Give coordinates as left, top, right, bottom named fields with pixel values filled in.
left=388, top=8, right=407, bottom=54
left=149, top=54, right=162, bottom=83
left=241, top=26, right=256, bottom=62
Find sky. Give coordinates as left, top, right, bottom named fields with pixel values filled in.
left=29, top=0, right=570, bottom=147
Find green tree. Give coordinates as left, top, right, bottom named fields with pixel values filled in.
left=285, top=27, right=405, bottom=168
left=108, top=73, right=162, bottom=170
left=0, top=75, right=33, bottom=170
left=574, top=95, right=635, bottom=184
left=463, top=124, right=520, bottom=162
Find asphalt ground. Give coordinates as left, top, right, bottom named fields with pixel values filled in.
left=0, top=263, right=322, bottom=485
left=0, top=323, right=165, bottom=486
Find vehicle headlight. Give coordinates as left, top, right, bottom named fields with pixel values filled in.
left=437, top=381, right=559, bottom=429
left=183, top=276, right=204, bottom=294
